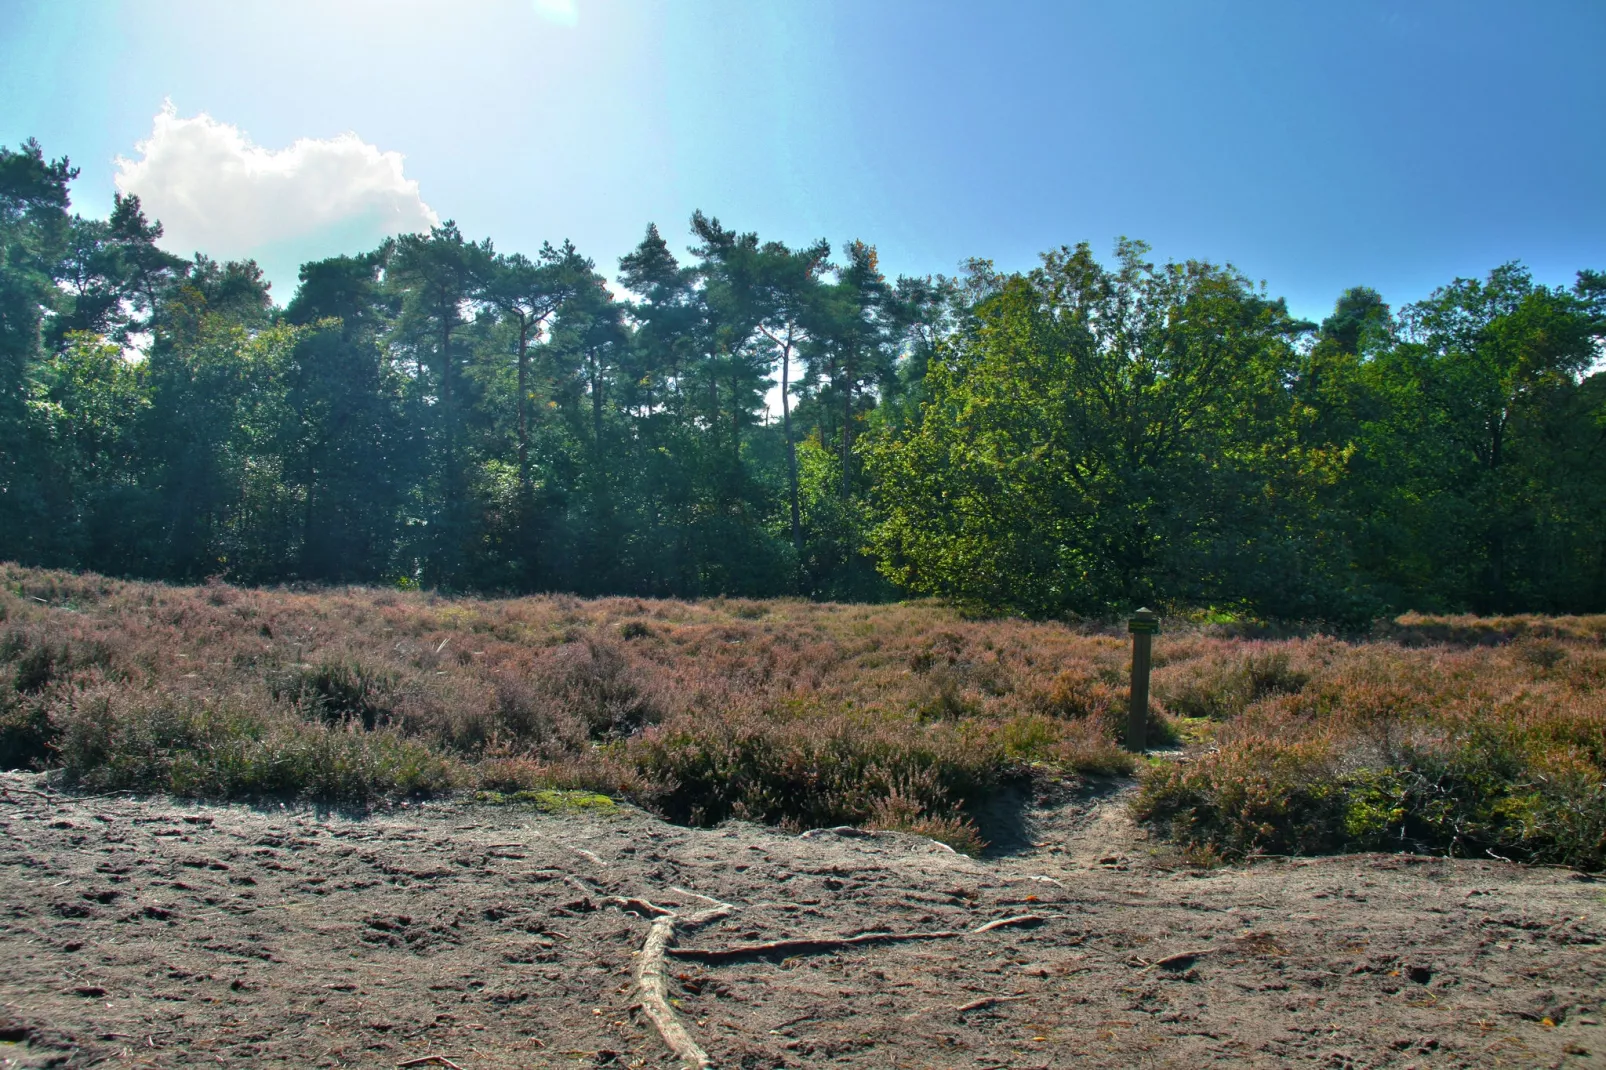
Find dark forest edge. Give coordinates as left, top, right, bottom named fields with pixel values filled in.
left=4, top=138, right=1605, bottom=623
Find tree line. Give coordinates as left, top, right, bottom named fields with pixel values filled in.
left=3, top=139, right=1603, bottom=621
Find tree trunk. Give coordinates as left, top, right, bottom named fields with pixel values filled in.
left=840, top=376, right=853, bottom=500
left=781, top=331, right=800, bottom=551
left=516, top=317, right=531, bottom=493
left=441, top=309, right=455, bottom=497
left=300, top=453, right=317, bottom=578
left=590, top=351, right=604, bottom=457
left=731, top=371, right=742, bottom=465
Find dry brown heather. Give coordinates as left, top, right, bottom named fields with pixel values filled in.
left=1, top=564, right=1603, bottom=868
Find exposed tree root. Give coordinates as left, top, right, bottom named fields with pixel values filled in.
left=604, top=891, right=734, bottom=1069
left=668, top=929, right=963, bottom=963
left=668, top=912, right=1053, bottom=965
left=608, top=898, right=1052, bottom=1064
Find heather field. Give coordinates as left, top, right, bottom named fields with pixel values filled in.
left=2, top=564, right=1604, bottom=870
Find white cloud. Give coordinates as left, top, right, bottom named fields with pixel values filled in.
left=115, top=104, right=439, bottom=292
left=532, top=0, right=578, bottom=27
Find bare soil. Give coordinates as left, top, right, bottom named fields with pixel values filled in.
left=2, top=771, right=1602, bottom=1070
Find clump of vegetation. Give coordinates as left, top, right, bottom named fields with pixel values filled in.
left=1155, top=645, right=1311, bottom=720
left=0, top=567, right=1143, bottom=836
left=53, top=688, right=458, bottom=801
left=0, top=697, right=56, bottom=771
left=4, top=566, right=1603, bottom=869
left=1136, top=638, right=1606, bottom=869
left=271, top=659, right=398, bottom=729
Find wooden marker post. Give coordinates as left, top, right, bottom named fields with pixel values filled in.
left=1126, top=608, right=1159, bottom=752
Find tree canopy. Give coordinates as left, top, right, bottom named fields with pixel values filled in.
left=3, top=139, right=1602, bottom=621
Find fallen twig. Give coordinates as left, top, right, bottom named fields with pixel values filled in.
left=668, top=929, right=961, bottom=963
left=1, top=785, right=55, bottom=800
left=970, top=914, right=1046, bottom=934
left=768, top=1012, right=824, bottom=1032
left=1140, top=948, right=1218, bottom=972
left=669, top=913, right=1052, bottom=965
left=604, top=895, right=675, bottom=918
left=956, top=994, right=1029, bottom=1013
left=397, top=1057, right=464, bottom=1070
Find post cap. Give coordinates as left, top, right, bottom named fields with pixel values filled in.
left=1128, top=607, right=1160, bottom=634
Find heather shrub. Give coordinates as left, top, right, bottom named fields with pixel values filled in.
left=1042, top=719, right=1138, bottom=776
left=1155, top=645, right=1309, bottom=720
left=55, top=689, right=457, bottom=801
left=1029, top=668, right=1118, bottom=719
left=541, top=637, right=663, bottom=740
left=910, top=664, right=982, bottom=719
left=12, top=643, right=62, bottom=694
left=486, top=673, right=588, bottom=752
left=618, top=619, right=652, bottom=640
left=624, top=701, right=1004, bottom=844
left=0, top=695, right=56, bottom=770
left=1512, top=638, right=1568, bottom=672
left=1382, top=611, right=1606, bottom=646
left=11, top=566, right=1599, bottom=869
left=474, top=751, right=660, bottom=799
left=1134, top=737, right=1346, bottom=859
left=867, top=791, right=987, bottom=854
left=272, top=658, right=398, bottom=729
left=1137, top=724, right=1606, bottom=869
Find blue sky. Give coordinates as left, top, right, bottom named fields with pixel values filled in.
left=1, top=0, right=1602, bottom=322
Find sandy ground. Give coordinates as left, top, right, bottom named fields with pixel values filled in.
left=2, top=770, right=1603, bottom=1070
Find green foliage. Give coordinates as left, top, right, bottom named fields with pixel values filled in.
left=865, top=240, right=1350, bottom=619
left=1, top=135, right=1603, bottom=620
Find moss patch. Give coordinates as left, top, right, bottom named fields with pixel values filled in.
left=473, top=788, right=618, bottom=814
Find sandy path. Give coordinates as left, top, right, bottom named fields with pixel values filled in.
left=2, top=771, right=1602, bottom=1069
